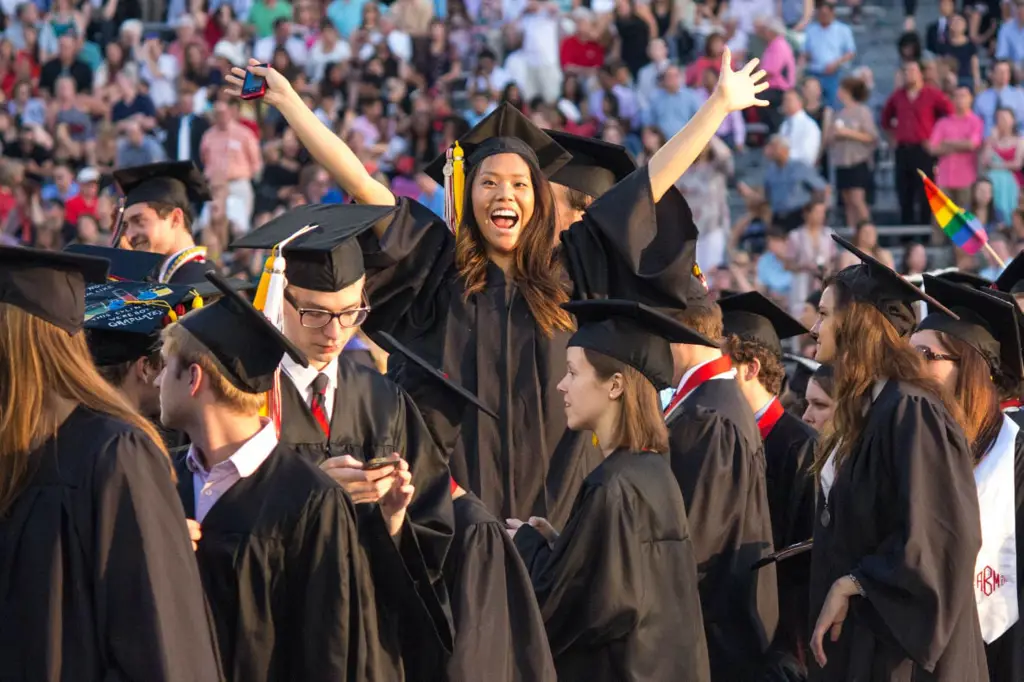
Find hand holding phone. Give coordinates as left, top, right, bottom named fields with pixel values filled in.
left=240, top=64, right=269, bottom=100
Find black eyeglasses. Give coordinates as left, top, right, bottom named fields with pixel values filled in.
left=916, top=346, right=958, bottom=363
left=284, top=292, right=371, bottom=329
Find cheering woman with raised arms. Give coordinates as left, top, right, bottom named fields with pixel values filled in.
left=226, top=52, right=768, bottom=527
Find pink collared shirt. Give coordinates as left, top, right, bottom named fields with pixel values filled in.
left=186, top=419, right=278, bottom=522
left=760, top=35, right=796, bottom=91
left=929, top=112, right=984, bottom=190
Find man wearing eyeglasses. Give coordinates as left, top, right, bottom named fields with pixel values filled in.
left=231, top=205, right=455, bottom=682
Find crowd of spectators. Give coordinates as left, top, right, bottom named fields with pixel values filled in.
left=3, top=0, right=1024, bottom=319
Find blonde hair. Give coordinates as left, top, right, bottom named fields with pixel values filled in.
left=161, top=321, right=266, bottom=415
left=0, top=303, right=169, bottom=514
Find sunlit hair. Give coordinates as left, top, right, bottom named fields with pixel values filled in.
left=455, top=156, right=572, bottom=337
left=933, top=332, right=1002, bottom=464
left=723, top=334, right=785, bottom=395
left=564, top=186, right=593, bottom=213
left=161, top=321, right=266, bottom=415
left=813, top=280, right=961, bottom=474
left=812, top=363, right=834, bottom=397
left=673, top=303, right=724, bottom=341
left=583, top=349, right=669, bottom=454
left=0, top=303, right=169, bottom=514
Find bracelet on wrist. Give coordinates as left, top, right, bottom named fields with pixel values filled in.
left=847, top=573, right=865, bottom=597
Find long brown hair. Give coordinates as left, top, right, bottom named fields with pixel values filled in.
left=813, top=281, right=960, bottom=473
left=0, top=303, right=169, bottom=514
left=934, top=332, right=1003, bottom=464
left=454, top=159, right=573, bottom=337
left=584, top=349, right=669, bottom=454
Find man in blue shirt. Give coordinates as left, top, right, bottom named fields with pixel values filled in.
left=974, top=60, right=1024, bottom=135
left=738, top=136, right=829, bottom=231
left=996, top=1, right=1024, bottom=66
left=642, top=65, right=701, bottom=138
left=802, top=0, right=856, bottom=109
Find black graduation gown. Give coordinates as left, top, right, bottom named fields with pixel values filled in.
left=0, top=406, right=220, bottom=682
left=174, top=446, right=384, bottom=682
left=666, top=378, right=779, bottom=681
left=515, top=449, right=711, bottom=682
left=362, top=167, right=697, bottom=529
left=167, top=255, right=217, bottom=285
left=276, top=354, right=455, bottom=680
left=444, top=492, right=557, bottom=682
left=983, top=427, right=1024, bottom=682
left=764, top=411, right=817, bottom=665
left=808, top=381, right=988, bottom=681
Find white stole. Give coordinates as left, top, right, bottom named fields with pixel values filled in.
left=974, top=415, right=1020, bottom=643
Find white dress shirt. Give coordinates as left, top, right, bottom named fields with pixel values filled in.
left=283, top=354, right=339, bottom=421
left=780, top=109, right=822, bottom=167
left=186, top=418, right=278, bottom=522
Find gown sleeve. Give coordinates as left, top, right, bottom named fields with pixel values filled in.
left=288, top=487, right=385, bottom=682
left=850, top=395, right=982, bottom=672
left=449, top=521, right=558, bottom=682
left=514, top=481, right=645, bottom=655
left=360, top=198, right=456, bottom=340
left=91, top=430, right=222, bottom=682
left=559, top=166, right=699, bottom=307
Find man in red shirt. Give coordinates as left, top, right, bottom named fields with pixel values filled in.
left=64, top=167, right=100, bottom=226
left=560, top=9, right=605, bottom=78
left=881, top=60, right=953, bottom=226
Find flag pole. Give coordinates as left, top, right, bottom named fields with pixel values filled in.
left=983, top=241, right=1007, bottom=269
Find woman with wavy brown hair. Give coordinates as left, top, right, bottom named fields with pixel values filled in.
left=225, top=53, right=770, bottom=527
left=910, top=276, right=1023, bottom=682
left=0, top=246, right=219, bottom=682
left=805, top=236, right=988, bottom=681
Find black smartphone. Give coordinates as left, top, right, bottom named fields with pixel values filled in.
left=364, top=457, right=399, bottom=471
left=240, top=66, right=268, bottom=100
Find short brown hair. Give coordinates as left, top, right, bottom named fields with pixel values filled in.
left=148, top=201, right=193, bottom=232
left=161, top=322, right=265, bottom=415
left=674, top=303, right=724, bottom=341
left=584, top=349, right=669, bottom=454
left=840, top=76, right=869, bottom=103
left=96, top=349, right=163, bottom=388
left=723, top=334, right=786, bottom=395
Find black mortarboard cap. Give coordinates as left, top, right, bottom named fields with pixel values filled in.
left=232, top=204, right=395, bottom=292
left=113, top=161, right=212, bottom=211
left=831, top=234, right=956, bottom=336
left=372, top=331, right=497, bottom=454
left=84, top=280, right=197, bottom=366
left=919, top=275, right=1024, bottom=380
left=545, top=130, right=637, bottom=198
left=719, top=291, right=810, bottom=355
left=424, top=102, right=571, bottom=186
left=564, top=299, right=718, bottom=391
left=935, top=270, right=993, bottom=290
left=64, top=244, right=164, bottom=282
left=0, top=245, right=109, bottom=333
left=178, top=272, right=308, bottom=393
left=994, top=252, right=1024, bottom=295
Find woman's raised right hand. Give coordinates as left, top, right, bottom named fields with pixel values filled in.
left=223, top=58, right=295, bottom=109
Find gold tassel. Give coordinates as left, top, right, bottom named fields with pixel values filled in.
left=253, top=251, right=276, bottom=311
left=452, top=141, right=464, bottom=236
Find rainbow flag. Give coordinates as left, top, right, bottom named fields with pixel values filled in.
left=920, top=170, right=988, bottom=255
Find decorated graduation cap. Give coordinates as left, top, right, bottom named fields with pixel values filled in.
left=112, top=161, right=212, bottom=211
left=177, top=272, right=309, bottom=393
left=719, top=291, right=809, bottom=355
left=423, top=102, right=572, bottom=233
left=994, top=252, right=1024, bottom=295
left=545, top=130, right=637, bottom=198
left=919, top=275, right=1024, bottom=381
left=0, top=245, right=109, bottom=333
left=232, top=203, right=395, bottom=292
left=371, top=331, right=497, bottom=454
left=563, top=299, right=718, bottom=391
left=934, top=270, right=993, bottom=290
left=84, top=280, right=199, bottom=366
left=831, top=234, right=957, bottom=337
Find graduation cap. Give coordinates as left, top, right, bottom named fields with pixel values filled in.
left=934, top=270, right=993, bottom=290
left=112, top=161, right=212, bottom=212
left=371, top=331, right=497, bottom=454
left=563, top=299, right=718, bottom=391
left=84, top=281, right=199, bottom=366
left=0, top=245, right=110, bottom=333
left=919, top=275, right=1024, bottom=381
left=719, top=291, right=810, bottom=355
left=831, top=234, right=956, bottom=337
left=994, top=252, right=1024, bottom=295
left=544, top=130, right=637, bottom=198
left=232, top=204, right=396, bottom=292
left=423, top=102, right=572, bottom=187
left=176, top=272, right=309, bottom=393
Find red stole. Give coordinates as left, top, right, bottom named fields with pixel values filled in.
left=450, top=477, right=459, bottom=496
left=757, top=397, right=785, bottom=440
left=663, top=355, right=734, bottom=419
left=1000, top=398, right=1023, bottom=411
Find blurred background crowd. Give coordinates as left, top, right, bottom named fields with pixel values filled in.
left=2, top=0, right=1023, bottom=322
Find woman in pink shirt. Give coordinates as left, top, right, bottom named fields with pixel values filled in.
left=926, top=84, right=984, bottom=208
left=755, top=17, right=796, bottom=133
